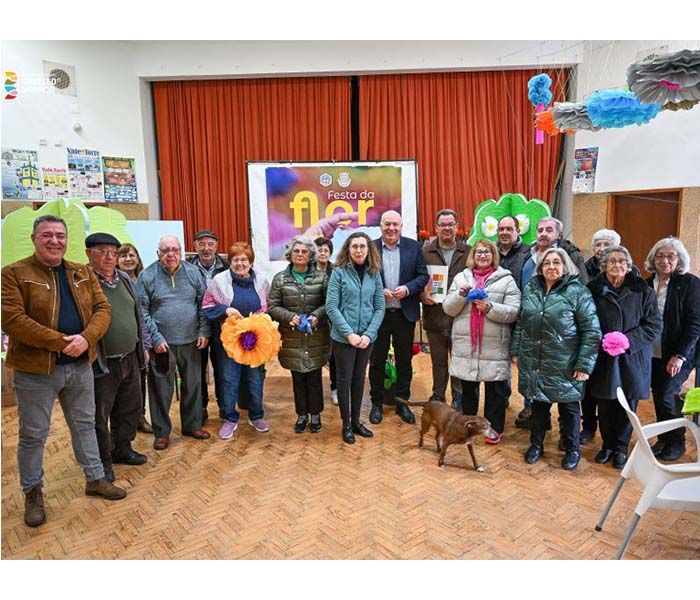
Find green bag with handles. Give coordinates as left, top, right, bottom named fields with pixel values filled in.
left=681, top=388, right=700, bottom=414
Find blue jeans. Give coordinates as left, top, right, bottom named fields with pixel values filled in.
left=220, top=358, right=264, bottom=422
left=13, top=359, right=105, bottom=493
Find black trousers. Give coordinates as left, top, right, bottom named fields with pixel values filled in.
left=651, top=357, right=692, bottom=446
left=200, top=336, right=225, bottom=412
left=460, top=379, right=509, bottom=434
left=329, top=351, right=337, bottom=392
left=94, top=350, right=143, bottom=463
left=531, top=401, right=580, bottom=451
left=596, top=395, right=639, bottom=454
left=291, top=369, right=324, bottom=416
left=581, top=389, right=598, bottom=433
left=426, top=329, right=462, bottom=403
left=333, top=340, right=373, bottom=427
left=369, top=310, right=416, bottom=405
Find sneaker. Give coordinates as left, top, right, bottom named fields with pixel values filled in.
left=249, top=418, right=270, bottom=433
left=219, top=420, right=238, bottom=440
left=24, top=485, right=46, bottom=528
left=310, top=414, right=322, bottom=433
left=331, top=389, right=339, bottom=405
left=514, top=406, right=532, bottom=429
left=484, top=432, right=502, bottom=445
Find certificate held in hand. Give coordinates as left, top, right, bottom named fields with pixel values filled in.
left=425, top=265, right=449, bottom=303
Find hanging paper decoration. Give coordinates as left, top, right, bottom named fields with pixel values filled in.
left=663, top=98, right=699, bottom=111
left=627, top=49, right=700, bottom=108
left=585, top=89, right=661, bottom=129
left=528, top=74, right=553, bottom=145
left=535, top=108, right=575, bottom=136
left=221, top=313, right=282, bottom=368
left=552, top=102, right=600, bottom=132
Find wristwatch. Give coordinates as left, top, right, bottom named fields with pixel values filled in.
left=674, top=354, right=686, bottom=363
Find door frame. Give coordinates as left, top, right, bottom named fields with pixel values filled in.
left=606, top=188, right=683, bottom=235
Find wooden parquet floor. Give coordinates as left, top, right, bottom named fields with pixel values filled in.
left=2, top=353, right=699, bottom=560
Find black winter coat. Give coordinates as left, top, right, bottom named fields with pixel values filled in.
left=646, top=272, right=700, bottom=367
left=498, top=239, right=530, bottom=291
left=511, top=274, right=601, bottom=404
left=268, top=265, right=330, bottom=373
left=587, top=273, right=663, bottom=401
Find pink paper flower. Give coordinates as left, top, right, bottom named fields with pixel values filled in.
left=602, top=331, right=630, bottom=357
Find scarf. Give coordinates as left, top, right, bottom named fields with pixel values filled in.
left=470, top=266, right=495, bottom=353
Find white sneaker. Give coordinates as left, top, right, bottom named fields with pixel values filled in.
left=331, top=389, right=338, bottom=405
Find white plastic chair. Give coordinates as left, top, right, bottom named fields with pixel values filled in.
left=595, top=387, right=700, bottom=559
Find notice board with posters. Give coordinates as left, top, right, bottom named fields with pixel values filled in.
left=247, top=161, right=418, bottom=282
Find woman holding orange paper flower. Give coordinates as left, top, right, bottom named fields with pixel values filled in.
left=203, top=242, right=271, bottom=439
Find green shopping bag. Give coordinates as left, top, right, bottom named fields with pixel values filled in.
left=681, top=388, right=700, bottom=415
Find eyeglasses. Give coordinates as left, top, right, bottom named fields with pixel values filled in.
left=655, top=253, right=678, bottom=261
left=542, top=260, right=563, bottom=267
left=437, top=222, right=457, bottom=229
left=474, top=250, right=492, bottom=256
left=91, top=249, right=118, bottom=258
left=607, top=259, right=628, bottom=265
left=158, top=247, right=181, bottom=255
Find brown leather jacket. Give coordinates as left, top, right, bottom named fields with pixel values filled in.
left=2, top=254, right=111, bottom=374
left=421, top=238, right=469, bottom=336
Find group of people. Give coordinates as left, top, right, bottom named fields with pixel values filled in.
left=3, top=208, right=699, bottom=529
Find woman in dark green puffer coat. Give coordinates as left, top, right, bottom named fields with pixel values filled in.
left=511, top=248, right=601, bottom=471
left=269, top=236, right=330, bottom=433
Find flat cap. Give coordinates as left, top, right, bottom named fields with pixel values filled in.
left=85, top=232, right=121, bottom=248
left=194, top=229, right=218, bottom=241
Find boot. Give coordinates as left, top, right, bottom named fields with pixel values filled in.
left=85, top=478, right=127, bottom=500
left=24, top=485, right=46, bottom=527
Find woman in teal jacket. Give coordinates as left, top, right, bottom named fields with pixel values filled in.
left=326, top=232, right=385, bottom=444
left=511, top=248, right=601, bottom=471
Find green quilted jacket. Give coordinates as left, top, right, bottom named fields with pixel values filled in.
left=511, top=274, right=601, bottom=404
left=268, top=265, right=330, bottom=373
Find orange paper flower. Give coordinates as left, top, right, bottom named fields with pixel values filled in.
left=220, top=313, right=282, bottom=368
left=535, top=108, right=575, bottom=136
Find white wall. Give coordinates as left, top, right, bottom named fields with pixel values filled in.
left=4, top=39, right=699, bottom=223
left=575, top=40, right=700, bottom=192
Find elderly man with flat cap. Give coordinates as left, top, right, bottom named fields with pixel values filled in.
left=86, top=232, right=151, bottom=481
left=186, top=229, right=229, bottom=422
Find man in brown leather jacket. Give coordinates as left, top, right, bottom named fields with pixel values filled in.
left=420, top=209, right=469, bottom=410
left=2, top=215, right=127, bottom=528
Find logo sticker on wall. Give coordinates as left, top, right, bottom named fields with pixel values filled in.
left=4, top=71, right=18, bottom=100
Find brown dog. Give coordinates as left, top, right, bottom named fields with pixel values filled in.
left=395, top=398, right=496, bottom=472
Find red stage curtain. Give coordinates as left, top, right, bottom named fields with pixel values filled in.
left=358, top=69, right=570, bottom=233
left=153, top=77, right=351, bottom=250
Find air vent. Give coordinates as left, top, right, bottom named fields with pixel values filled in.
left=42, top=61, right=77, bottom=96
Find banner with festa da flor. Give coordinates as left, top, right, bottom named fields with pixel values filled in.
left=247, top=161, right=418, bottom=282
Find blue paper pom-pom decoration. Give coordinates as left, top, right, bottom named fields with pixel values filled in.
left=266, top=167, right=300, bottom=196
left=466, top=289, right=488, bottom=301
left=584, top=89, right=662, bottom=129
left=297, top=314, right=314, bottom=335
left=528, top=74, right=553, bottom=107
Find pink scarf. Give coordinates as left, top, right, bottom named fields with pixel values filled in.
left=470, top=266, right=495, bottom=353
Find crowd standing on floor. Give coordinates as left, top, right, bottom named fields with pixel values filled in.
left=2, top=210, right=699, bottom=528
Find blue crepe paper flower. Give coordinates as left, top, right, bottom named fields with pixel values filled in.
left=266, top=167, right=300, bottom=196
left=297, top=314, right=314, bottom=335
left=528, top=74, right=553, bottom=107
left=584, top=89, right=661, bottom=129
left=466, top=289, right=488, bottom=301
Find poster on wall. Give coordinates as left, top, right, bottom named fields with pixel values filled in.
left=102, top=156, right=138, bottom=202
left=67, top=147, right=104, bottom=201
left=41, top=167, right=70, bottom=200
left=1, top=148, right=43, bottom=199
left=572, top=147, right=599, bottom=193
left=247, top=161, right=418, bottom=282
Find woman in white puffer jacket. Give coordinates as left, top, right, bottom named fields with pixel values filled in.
left=443, top=239, right=521, bottom=443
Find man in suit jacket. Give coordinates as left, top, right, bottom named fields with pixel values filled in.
left=369, top=210, right=429, bottom=424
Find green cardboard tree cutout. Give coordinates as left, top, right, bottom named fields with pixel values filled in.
left=1, top=199, right=134, bottom=267
left=467, top=193, right=552, bottom=246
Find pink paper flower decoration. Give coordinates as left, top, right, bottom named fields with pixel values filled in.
left=602, top=331, right=630, bottom=357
